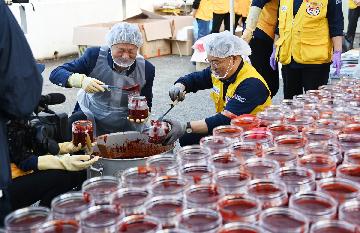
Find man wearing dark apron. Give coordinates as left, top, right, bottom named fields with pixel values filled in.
left=50, top=22, right=155, bottom=137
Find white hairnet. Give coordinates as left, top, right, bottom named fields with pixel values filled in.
left=203, top=31, right=251, bottom=58
left=106, top=22, right=143, bottom=48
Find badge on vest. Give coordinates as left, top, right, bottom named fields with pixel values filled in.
left=305, top=1, right=322, bottom=16
left=281, top=5, right=287, bottom=12
left=212, top=86, right=220, bottom=95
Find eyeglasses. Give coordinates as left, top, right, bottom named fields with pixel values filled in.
left=205, top=58, right=222, bottom=68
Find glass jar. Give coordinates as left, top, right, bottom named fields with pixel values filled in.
left=151, top=176, right=187, bottom=200
left=246, top=179, right=288, bottom=209
left=243, top=158, right=280, bottom=179
left=180, top=164, right=213, bottom=185
left=199, top=136, right=233, bottom=155
left=110, top=188, right=149, bottom=216
left=338, top=133, right=360, bottom=152
left=274, top=134, right=304, bottom=155
left=184, top=184, right=223, bottom=210
left=117, top=215, right=161, bottom=233
left=37, top=220, right=79, bottom=233
left=342, top=123, right=360, bottom=134
left=343, top=148, right=360, bottom=165
left=241, top=129, right=274, bottom=150
left=122, top=166, right=157, bottom=188
left=309, top=220, right=357, bottom=233
left=298, top=154, right=336, bottom=180
left=146, top=154, right=179, bottom=176
left=339, top=199, right=360, bottom=227
left=145, top=197, right=183, bottom=229
left=256, top=110, right=284, bottom=127
left=217, top=194, right=261, bottom=223
left=209, top=152, right=241, bottom=172
left=146, top=120, right=170, bottom=144
left=178, top=208, right=222, bottom=233
left=82, top=176, right=120, bottom=205
left=259, top=207, right=309, bottom=233
left=282, top=99, right=304, bottom=110
left=289, top=191, right=337, bottom=223
left=230, top=114, right=260, bottom=131
left=72, top=120, right=93, bottom=146
left=212, top=125, right=243, bottom=140
left=80, top=205, right=122, bottom=232
left=230, top=141, right=262, bottom=162
left=263, top=147, right=297, bottom=167
left=337, top=164, right=360, bottom=184
left=5, top=207, right=50, bottom=233
left=320, top=111, right=350, bottom=122
left=176, top=145, right=210, bottom=166
left=128, top=95, right=149, bottom=122
left=302, top=128, right=337, bottom=144
left=156, top=230, right=190, bottom=233
left=304, top=142, right=342, bottom=165
left=317, top=178, right=360, bottom=204
left=267, top=124, right=299, bottom=138
left=315, top=119, right=346, bottom=133
left=218, top=222, right=265, bottom=233
left=275, top=167, right=316, bottom=194
left=294, top=109, right=320, bottom=120
left=51, top=192, right=90, bottom=221
left=285, top=115, right=314, bottom=132
left=214, top=170, right=250, bottom=195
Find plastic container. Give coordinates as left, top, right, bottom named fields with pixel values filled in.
left=218, top=222, right=265, bottom=233
left=145, top=197, right=183, bottom=229
left=178, top=208, right=222, bottom=233
left=122, top=166, right=157, bottom=188
left=146, top=154, right=179, bottom=176
left=110, top=188, right=149, bottom=216
left=343, top=148, right=360, bottom=165
left=180, top=164, right=213, bottom=185
left=80, top=205, right=122, bottom=232
left=338, top=133, right=360, bottom=152
left=267, top=124, right=299, bottom=138
left=230, top=141, right=262, bottom=162
left=128, top=95, right=149, bottom=122
left=176, top=145, right=210, bottom=166
left=212, top=125, right=243, bottom=140
left=82, top=176, right=120, bottom=205
left=37, top=220, right=79, bottom=233
left=243, top=158, right=280, bottom=179
left=5, top=207, right=50, bottom=233
left=156, top=229, right=190, bottom=233
left=230, top=114, right=261, bottom=131
left=263, top=147, right=297, bottom=167
left=217, top=194, right=261, bottom=223
left=342, top=123, right=360, bottom=134
left=151, top=176, right=187, bottom=200
left=315, top=119, right=346, bottom=133
left=275, top=167, right=316, bottom=194
left=146, top=120, right=170, bottom=144
left=72, top=120, right=93, bottom=146
left=337, top=164, right=360, bottom=184
left=257, top=110, right=284, bottom=127
left=339, top=199, right=360, bottom=227
left=309, top=220, right=357, bottom=233
left=209, top=152, right=241, bottom=172
left=317, top=178, right=360, bottom=204
left=184, top=184, right=223, bottom=210
left=285, top=115, right=314, bottom=132
left=274, top=134, right=305, bottom=158
left=302, top=128, right=337, bottom=144
left=289, top=191, right=338, bottom=223
left=214, top=170, right=250, bottom=195
left=199, top=136, right=233, bottom=155
left=118, top=215, right=161, bottom=233
left=51, top=192, right=90, bottom=221
left=304, top=142, right=342, bottom=165
left=259, top=207, right=309, bottom=233
left=241, top=129, right=274, bottom=150
left=246, top=179, right=288, bottom=209
left=294, top=109, right=320, bottom=120
left=298, top=154, right=336, bottom=180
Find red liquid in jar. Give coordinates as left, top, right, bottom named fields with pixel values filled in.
left=187, top=186, right=220, bottom=200
left=152, top=180, right=184, bottom=194
left=262, top=214, right=306, bottom=229
left=54, top=198, right=89, bottom=210
left=321, top=183, right=358, bottom=194
left=83, top=209, right=119, bottom=225
left=276, top=138, right=303, bottom=147
left=40, top=220, right=79, bottom=233
left=147, top=120, right=169, bottom=144
left=346, top=153, right=360, bottom=165
left=112, top=192, right=148, bottom=207
left=183, top=169, right=211, bottom=184
left=312, top=227, right=355, bottom=233
left=122, top=84, right=140, bottom=92
left=128, top=109, right=149, bottom=120
left=293, top=199, right=333, bottom=212
left=245, top=165, right=275, bottom=177
left=340, top=166, right=360, bottom=177
left=8, top=214, right=47, bottom=228
left=219, top=230, right=258, bottom=233
left=219, top=199, right=258, bottom=221
left=342, top=206, right=360, bottom=226
left=147, top=202, right=182, bottom=216
left=248, top=184, right=280, bottom=195
left=299, top=155, right=336, bottom=173
left=180, top=214, right=219, bottom=227
left=266, top=151, right=296, bottom=166
left=84, top=182, right=118, bottom=195
left=72, top=121, right=93, bottom=146
left=217, top=173, right=250, bottom=186
left=119, top=221, right=158, bottom=233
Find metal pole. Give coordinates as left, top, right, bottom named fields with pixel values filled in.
left=229, top=0, right=234, bottom=34
left=122, top=0, right=126, bottom=19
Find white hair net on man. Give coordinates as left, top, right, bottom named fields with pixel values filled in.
left=106, top=22, right=143, bottom=48
left=203, top=31, right=252, bottom=58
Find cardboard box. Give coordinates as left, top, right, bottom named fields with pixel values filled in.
left=170, top=26, right=193, bottom=56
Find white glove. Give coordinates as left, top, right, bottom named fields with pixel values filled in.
left=68, top=73, right=105, bottom=93
left=241, top=6, right=262, bottom=43
left=38, top=154, right=99, bottom=171
left=58, top=142, right=83, bottom=154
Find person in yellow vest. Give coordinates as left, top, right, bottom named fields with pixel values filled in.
left=241, top=0, right=280, bottom=98
left=192, top=0, right=213, bottom=39
left=164, top=31, right=272, bottom=146
left=212, top=0, right=230, bottom=32
left=234, top=0, right=251, bottom=32
left=344, top=0, right=360, bottom=50
left=272, top=0, right=344, bottom=99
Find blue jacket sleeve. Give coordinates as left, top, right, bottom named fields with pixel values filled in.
left=141, top=60, right=155, bottom=111
left=175, top=67, right=213, bottom=93
left=49, top=47, right=100, bottom=87
left=17, top=155, right=38, bottom=171
left=327, top=0, right=344, bottom=38
left=205, top=78, right=269, bottom=132
left=251, top=0, right=272, bottom=8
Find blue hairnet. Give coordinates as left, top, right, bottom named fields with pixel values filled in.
left=106, top=22, right=143, bottom=48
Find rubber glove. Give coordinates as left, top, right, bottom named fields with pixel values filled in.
left=241, top=6, right=262, bottom=43
left=332, top=51, right=342, bottom=76
left=162, top=119, right=186, bottom=145
left=68, top=73, right=105, bottom=93
left=270, top=45, right=277, bottom=71
left=58, top=142, right=83, bottom=154
left=169, top=83, right=186, bottom=102
left=38, top=154, right=99, bottom=171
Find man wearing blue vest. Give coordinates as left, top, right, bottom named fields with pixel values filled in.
left=164, top=31, right=272, bottom=146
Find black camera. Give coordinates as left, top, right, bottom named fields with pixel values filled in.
left=8, top=93, right=68, bottom=164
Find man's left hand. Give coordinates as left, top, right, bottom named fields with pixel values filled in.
left=332, top=51, right=342, bottom=76
left=162, top=119, right=186, bottom=145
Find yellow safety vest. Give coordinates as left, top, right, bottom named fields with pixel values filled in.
left=210, top=62, right=272, bottom=114
left=213, top=0, right=230, bottom=14
left=257, top=0, right=279, bottom=39
left=11, top=163, right=32, bottom=179
left=349, top=0, right=357, bottom=9
left=196, top=0, right=214, bottom=21
left=275, top=0, right=333, bottom=65
left=234, top=0, right=251, bottom=17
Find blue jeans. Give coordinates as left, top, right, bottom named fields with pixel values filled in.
left=196, top=19, right=211, bottom=40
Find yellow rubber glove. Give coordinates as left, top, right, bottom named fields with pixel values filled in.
left=58, top=142, right=83, bottom=155
left=38, top=154, right=99, bottom=171
left=241, top=6, right=262, bottom=43
left=68, top=73, right=105, bottom=93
